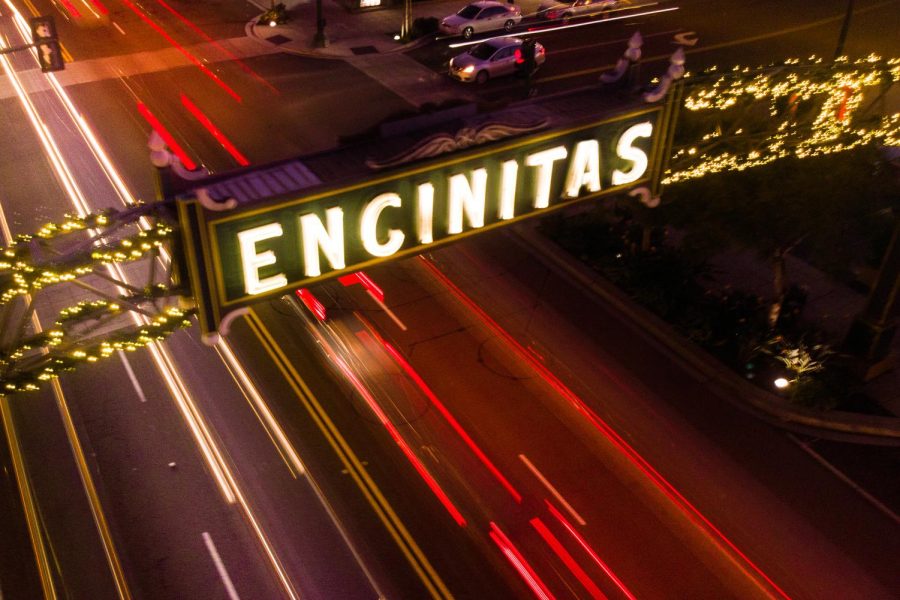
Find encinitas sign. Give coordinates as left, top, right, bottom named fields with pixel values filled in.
left=177, top=106, right=664, bottom=334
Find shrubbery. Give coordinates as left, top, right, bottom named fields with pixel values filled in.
left=539, top=205, right=848, bottom=409
left=409, top=17, right=439, bottom=40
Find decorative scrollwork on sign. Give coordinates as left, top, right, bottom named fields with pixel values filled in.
left=629, top=186, right=660, bottom=208
left=195, top=188, right=238, bottom=211
left=365, top=118, right=551, bottom=170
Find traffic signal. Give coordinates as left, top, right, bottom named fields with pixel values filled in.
left=29, top=16, right=64, bottom=73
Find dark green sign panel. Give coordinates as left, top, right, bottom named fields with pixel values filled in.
left=178, top=106, right=664, bottom=334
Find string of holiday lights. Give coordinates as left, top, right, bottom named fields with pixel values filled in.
left=0, top=217, right=174, bottom=305
left=1, top=304, right=196, bottom=394
left=664, top=55, right=900, bottom=185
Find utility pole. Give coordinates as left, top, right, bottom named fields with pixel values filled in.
left=401, top=0, right=413, bottom=42
left=842, top=155, right=900, bottom=379
left=313, top=0, right=328, bottom=48
left=834, top=0, right=855, bottom=59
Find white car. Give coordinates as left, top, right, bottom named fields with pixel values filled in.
left=440, top=1, right=522, bottom=39
left=538, top=0, right=620, bottom=21
left=449, top=37, right=546, bottom=84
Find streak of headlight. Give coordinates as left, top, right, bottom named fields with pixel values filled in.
left=0, top=53, right=238, bottom=503
left=0, top=43, right=89, bottom=212
left=545, top=500, right=636, bottom=600
left=153, top=0, right=278, bottom=93
left=215, top=339, right=307, bottom=477
left=2, top=8, right=298, bottom=598
left=305, top=318, right=467, bottom=526
left=138, top=325, right=299, bottom=600
left=11, top=7, right=174, bottom=262
left=356, top=313, right=523, bottom=503
left=529, top=517, right=606, bottom=600
left=118, top=0, right=242, bottom=103
left=421, top=256, right=792, bottom=600
left=447, top=6, right=680, bottom=48
left=488, top=521, right=556, bottom=600
left=8, top=7, right=164, bottom=245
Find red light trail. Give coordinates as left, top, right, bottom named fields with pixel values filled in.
left=530, top=516, right=607, bottom=599
left=357, top=314, right=523, bottom=503
left=180, top=93, right=249, bottom=166
left=153, top=0, right=278, bottom=93
left=489, top=521, right=556, bottom=600
left=136, top=102, right=197, bottom=171
left=545, top=500, right=636, bottom=600
left=420, top=256, right=792, bottom=600
left=119, top=0, right=243, bottom=103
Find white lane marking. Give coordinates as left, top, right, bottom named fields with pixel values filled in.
left=519, top=453, right=587, bottom=526
left=118, top=350, right=147, bottom=403
left=202, top=531, right=241, bottom=600
left=215, top=338, right=307, bottom=477
left=113, top=21, right=125, bottom=35
left=788, top=434, right=900, bottom=525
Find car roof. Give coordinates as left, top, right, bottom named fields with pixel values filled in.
left=479, top=37, right=524, bottom=50
left=469, top=0, right=509, bottom=7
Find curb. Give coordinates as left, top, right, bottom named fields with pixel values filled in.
left=245, top=17, right=435, bottom=60
left=511, top=223, right=900, bottom=446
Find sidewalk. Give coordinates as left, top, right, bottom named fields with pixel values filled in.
left=247, top=0, right=543, bottom=59
left=246, top=0, right=495, bottom=106
left=244, top=1, right=900, bottom=431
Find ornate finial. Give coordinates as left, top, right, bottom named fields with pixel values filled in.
left=148, top=130, right=171, bottom=168
left=148, top=130, right=208, bottom=180
left=643, top=46, right=686, bottom=103
left=628, top=186, right=659, bottom=208
left=600, top=31, right=643, bottom=86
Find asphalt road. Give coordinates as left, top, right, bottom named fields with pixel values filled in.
left=223, top=231, right=898, bottom=598
left=0, top=0, right=897, bottom=598
left=0, top=1, right=404, bottom=597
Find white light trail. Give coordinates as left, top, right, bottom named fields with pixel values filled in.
left=215, top=339, right=307, bottom=477
left=0, top=5, right=299, bottom=598
left=447, top=5, right=680, bottom=48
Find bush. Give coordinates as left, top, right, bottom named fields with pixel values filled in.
left=409, top=17, right=438, bottom=40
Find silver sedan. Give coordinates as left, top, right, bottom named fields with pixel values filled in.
left=440, top=1, right=522, bottom=39
left=537, top=0, right=621, bottom=22
left=449, top=37, right=546, bottom=84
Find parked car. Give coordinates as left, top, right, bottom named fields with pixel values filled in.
left=449, top=37, right=546, bottom=84
left=440, top=1, right=522, bottom=39
left=537, top=0, right=620, bottom=22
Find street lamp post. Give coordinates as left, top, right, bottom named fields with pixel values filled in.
left=834, top=0, right=855, bottom=59
left=313, top=0, right=328, bottom=48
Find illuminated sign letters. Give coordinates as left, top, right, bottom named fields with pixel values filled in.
left=180, top=108, right=663, bottom=332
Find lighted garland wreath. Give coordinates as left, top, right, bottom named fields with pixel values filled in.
left=664, top=55, right=900, bottom=185
left=1, top=304, right=195, bottom=394
left=0, top=210, right=193, bottom=395
left=0, top=213, right=174, bottom=305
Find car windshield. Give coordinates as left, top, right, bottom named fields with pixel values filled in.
left=469, top=42, right=501, bottom=60
left=457, top=5, right=481, bottom=18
